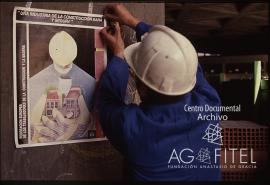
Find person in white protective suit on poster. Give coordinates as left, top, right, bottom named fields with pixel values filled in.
left=29, top=31, right=96, bottom=143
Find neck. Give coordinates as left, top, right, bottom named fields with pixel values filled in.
left=53, top=62, right=72, bottom=75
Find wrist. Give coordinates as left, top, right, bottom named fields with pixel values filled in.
left=128, top=17, right=140, bottom=29
left=114, top=51, right=125, bottom=59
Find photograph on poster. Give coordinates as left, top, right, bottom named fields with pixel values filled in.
left=13, top=7, right=107, bottom=147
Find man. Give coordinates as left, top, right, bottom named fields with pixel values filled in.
left=30, top=31, right=96, bottom=113
left=97, top=4, right=221, bottom=181
left=30, top=31, right=95, bottom=143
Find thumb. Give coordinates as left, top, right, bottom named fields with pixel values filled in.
left=31, top=94, right=47, bottom=124
left=41, top=115, right=65, bottom=136
left=52, top=108, right=65, bottom=123
left=100, top=26, right=114, bottom=42
left=77, top=95, right=90, bottom=124
left=78, top=95, right=89, bottom=114
left=115, top=21, right=120, bottom=29
left=114, top=22, right=121, bottom=37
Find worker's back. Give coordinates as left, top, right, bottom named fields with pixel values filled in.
left=120, top=65, right=221, bottom=181
left=97, top=19, right=222, bottom=181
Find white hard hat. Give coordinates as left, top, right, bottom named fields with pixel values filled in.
left=124, top=25, right=198, bottom=96
left=49, top=31, right=77, bottom=66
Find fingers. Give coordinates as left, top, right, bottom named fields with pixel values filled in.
left=101, top=20, right=124, bottom=58
left=100, top=26, right=114, bottom=42
left=30, top=94, right=47, bottom=124
left=41, top=115, right=65, bottom=135
left=103, top=4, right=138, bottom=29
left=114, top=21, right=120, bottom=29
left=52, top=108, right=65, bottom=123
left=103, top=4, right=125, bottom=25
left=77, top=95, right=87, bottom=110
left=35, top=125, right=58, bottom=139
left=34, top=107, right=79, bottom=142
left=100, top=23, right=121, bottom=39
left=38, top=137, right=52, bottom=143
left=114, top=22, right=121, bottom=36
left=52, top=108, right=71, bottom=128
left=55, top=123, right=78, bottom=141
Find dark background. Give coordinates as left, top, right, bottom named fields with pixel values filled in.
left=165, top=2, right=269, bottom=125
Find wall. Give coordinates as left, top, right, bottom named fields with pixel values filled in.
left=0, top=2, right=164, bottom=180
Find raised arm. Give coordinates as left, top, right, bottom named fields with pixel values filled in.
left=103, top=4, right=152, bottom=41
left=95, top=22, right=130, bottom=154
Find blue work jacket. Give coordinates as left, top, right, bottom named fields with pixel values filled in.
left=96, top=22, right=222, bottom=181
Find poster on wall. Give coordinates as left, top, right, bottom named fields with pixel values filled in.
left=13, top=6, right=107, bottom=148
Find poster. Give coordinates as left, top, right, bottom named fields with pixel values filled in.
left=13, top=7, right=107, bottom=147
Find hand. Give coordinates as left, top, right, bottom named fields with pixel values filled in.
left=30, top=93, right=47, bottom=124
left=31, top=95, right=92, bottom=143
left=100, top=22, right=125, bottom=59
left=103, top=4, right=140, bottom=29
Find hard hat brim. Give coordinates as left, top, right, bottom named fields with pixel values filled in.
left=124, top=42, right=197, bottom=96
left=124, top=42, right=140, bottom=73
